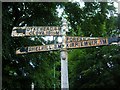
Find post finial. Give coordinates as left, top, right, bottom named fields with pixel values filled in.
left=62, top=18, right=69, bottom=32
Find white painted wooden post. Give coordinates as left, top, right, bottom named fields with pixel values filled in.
left=31, top=82, right=34, bottom=90
left=61, top=18, right=69, bottom=89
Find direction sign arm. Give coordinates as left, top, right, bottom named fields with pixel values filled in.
left=11, top=26, right=62, bottom=37
left=15, top=44, right=63, bottom=54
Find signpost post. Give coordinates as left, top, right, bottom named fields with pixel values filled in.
left=11, top=19, right=120, bottom=89
left=60, top=19, right=69, bottom=89
left=31, top=82, right=34, bottom=90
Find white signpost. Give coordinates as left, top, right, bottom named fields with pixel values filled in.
left=11, top=19, right=120, bottom=89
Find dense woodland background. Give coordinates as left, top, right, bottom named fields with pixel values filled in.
left=2, top=2, right=120, bottom=89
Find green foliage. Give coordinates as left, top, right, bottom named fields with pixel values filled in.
left=2, top=2, right=120, bottom=89
left=64, top=2, right=120, bottom=89
left=2, top=2, right=61, bottom=89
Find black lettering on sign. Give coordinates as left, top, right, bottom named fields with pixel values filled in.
left=28, top=47, right=31, bottom=52
left=75, top=42, right=78, bottom=47
left=58, top=27, right=61, bottom=30
left=77, top=37, right=79, bottom=42
left=73, top=37, right=76, bottom=42
left=33, top=27, right=36, bottom=35
left=46, top=27, right=50, bottom=30
left=36, top=46, right=41, bottom=51
left=54, top=44, right=57, bottom=49
left=36, top=29, right=40, bottom=35
left=73, top=37, right=75, bottom=42
left=40, top=46, right=44, bottom=50
left=56, top=31, right=60, bottom=35
left=35, top=46, right=38, bottom=51
left=83, top=38, right=86, bottom=41
left=103, top=39, right=107, bottom=44
left=42, top=31, right=45, bottom=35
left=36, top=29, right=38, bottom=35
left=28, top=27, right=32, bottom=35
left=80, top=42, right=84, bottom=46
left=46, top=27, right=49, bottom=30
left=84, top=41, right=88, bottom=46
left=39, top=31, right=44, bottom=35
left=40, top=46, right=43, bottom=50
left=42, top=46, right=45, bottom=50
left=40, top=27, right=43, bottom=31
left=33, top=47, right=36, bottom=51
left=36, top=31, right=39, bottom=35
left=75, top=37, right=77, bottom=42
left=93, top=40, right=96, bottom=45
left=91, top=41, right=94, bottom=46
left=28, top=47, right=35, bottom=52
left=41, top=27, right=43, bottom=30
left=72, top=42, right=75, bottom=47
left=90, top=41, right=93, bottom=46
left=55, top=27, right=57, bottom=30
left=47, top=45, right=49, bottom=50
left=16, top=29, right=26, bottom=34
left=48, top=45, right=53, bottom=50
left=89, top=41, right=92, bottom=46
left=46, top=31, right=50, bottom=35
left=94, top=40, right=97, bottom=45
left=100, top=39, right=103, bottom=45
left=35, top=27, right=38, bottom=35
left=29, top=27, right=34, bottom=35
left=100, top=39, right=107, bottom=45
left=50, top=45, right=54, bottom=50
left=39, top=46, right=42, bottom=51
left=58, top=44, right=62, bottom=48
left=70, top=37, right=72, bottom=42
left=79, top=37, right=82, bottom=41
left=66, top=37, right=70, bottom=42
left=20, top=47, right=27, bottom=52
left=66, top=43, right=69, bottom=48
left=57, top=44, right=61, bottom=49
left=76, top=37, right=79, bottom=42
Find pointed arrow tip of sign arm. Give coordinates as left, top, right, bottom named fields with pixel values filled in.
left=108, top=37, right=120, bottom=45
left=16, top=50, right=26, bottom=54
left=16, top=47, right=28, bottom=54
